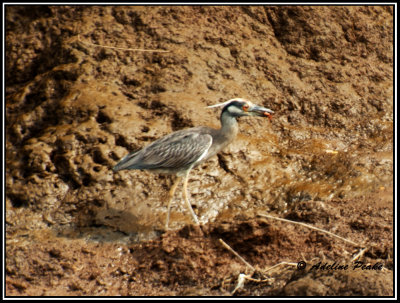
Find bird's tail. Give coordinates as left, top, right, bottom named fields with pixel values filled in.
left=112, top=150, right=141, bottom=172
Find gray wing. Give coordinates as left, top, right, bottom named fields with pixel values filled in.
left=113, top=128, right=213, bottom=172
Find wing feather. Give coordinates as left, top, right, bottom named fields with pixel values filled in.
left=113, top=128, right=213, bottom=172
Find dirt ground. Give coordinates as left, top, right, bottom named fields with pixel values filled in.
left=5, top=5, right=394, bottom=297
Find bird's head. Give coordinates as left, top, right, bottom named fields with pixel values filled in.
left=208, top=98, right=274, bottom=120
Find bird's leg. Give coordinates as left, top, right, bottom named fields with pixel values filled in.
left=165, top=176, right=181, bottom=230
left=182, top=171, right=200, bottom=225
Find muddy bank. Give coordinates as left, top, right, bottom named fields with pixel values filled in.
left=5, top=5, right=393, bottom=296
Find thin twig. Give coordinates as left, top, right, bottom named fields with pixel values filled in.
left=231, top=273, right=247, bottom=295
left=231, top=262, right=293, bottom=295
left=78, top=34, right=170, bottom=53
left=219, top=238, right=255, bottom=272
left=264, top=261, right=298, bottom=273
left=243, top=275, right=273, bottom=283
left=258, top=213, right=362, bottom=247
left=351, top=246, right=369, bottom=262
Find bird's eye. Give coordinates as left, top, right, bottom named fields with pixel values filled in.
left=242, top=104, right=249, bottom=111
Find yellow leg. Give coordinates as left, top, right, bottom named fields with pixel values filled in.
left=165, top=176, right=181, bottom=230
left=183, top=171, right=200, bottom=225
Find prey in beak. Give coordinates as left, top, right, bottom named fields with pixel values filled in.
left=248, top=104, right=274, bottom=121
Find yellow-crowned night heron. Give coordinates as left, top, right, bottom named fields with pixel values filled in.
left=113, top=98, right=274, bottom=229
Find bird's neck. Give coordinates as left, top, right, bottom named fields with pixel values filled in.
left=220, top=110, right=239, bottom=142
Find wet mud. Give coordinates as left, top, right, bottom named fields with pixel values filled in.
left=5, top=5, right=393, bottom=296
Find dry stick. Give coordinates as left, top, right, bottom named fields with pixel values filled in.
left=264, top=261, right=298, bottom=273
left=78, top=34, right=170, bottom=53
left=220, top=239, right=298, bottom=295
left=351, top=246, right=370, bottom=262
left=219, top=238, right=255, bottom=272
left=258, top=213, right=362, bottom=247
left=231, top=262, right=296, bottom=295
left=231, top=273, right=247, bottom=295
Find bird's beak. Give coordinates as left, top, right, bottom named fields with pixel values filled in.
left=249, top=105, right=274, bottom=121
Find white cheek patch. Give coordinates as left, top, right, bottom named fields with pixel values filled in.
left=227, top=105, right=244, bottom=115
